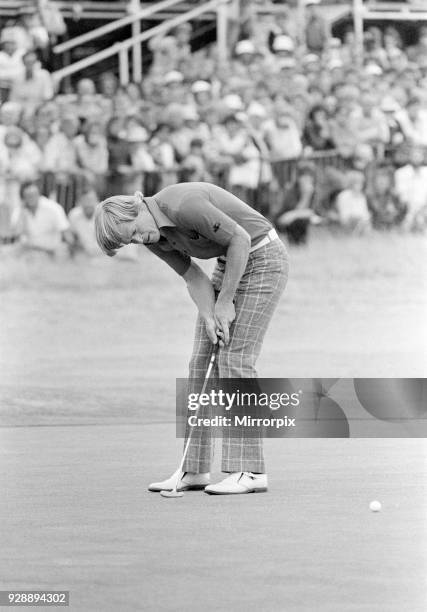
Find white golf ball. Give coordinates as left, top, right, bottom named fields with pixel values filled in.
left=369, top=500, right=382, bottom=512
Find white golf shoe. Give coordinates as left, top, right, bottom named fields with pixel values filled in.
left=148, top=469, right=210, bottom=492
left=204, top=472, right=268, bottom=495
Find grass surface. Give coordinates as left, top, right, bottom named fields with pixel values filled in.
left=0, top=230, right=426, bottom=611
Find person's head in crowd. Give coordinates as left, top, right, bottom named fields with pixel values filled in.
left=20, top=181, right=41, bottom=214
left=113, top=86, right=132, bottom=116
left=34, top=124, right=51, bottom=150
left=323, top=94, right=338, bottom=116
left=60, top=114, right=80, bottom=139
left=152, top=122, right=172, bottom=143
left=22, top=49, right=40, bottom=78
left=308, top=104, right=329, bottom=126
left=163, top=103, right=185, bottom=130
left=35, top=101, right=59, bottom=129
left=408, top=146, right=425, bottom=168
left=384, top=26, right=402, bottom=50
left=77, top=78, right=96, bottom=98
left=274, top=104, right=296, bottom=129
left=360, top=92, right=378, bottom=117
left=173, top=22, right=191, bottom=46
left=345, top=170, right=365, bottom=193
left=406, top=96, right=422, bottom=122
left=222, top=113, right=242, bottom=137
left=77, top=189, right=98, bottom=220
left=82, top=121, right=105, bottom=147
left=352, top=144, right=374, bottom=171
left=191, top=80, right=211, bottom=105
left=234, top=40, right=257, bottom=66
left=182, top=105, right=201, bottom=129
left=99, top=72, right=118, bottom=98
left=343, top=29, right=355, bottom=47
left=124, top=116, right=148, bottom=141
left=0, top=102, right=22, bottom=127
left=296, top=161, right=316, bottom=193
left=272, top=35, right=295, bottom=58
left=4, top=126, right=24, bottom=150
left=0, top=29, right=18, bottom=56
left=306, top=85, right=323, bottom=106
left=371, top=166, right=394, bottom=195
left=247, top=101, right=267, bottom=130
left=126, top=82, right=141, bottom=102
left=334, top=104, right=350, bottom=126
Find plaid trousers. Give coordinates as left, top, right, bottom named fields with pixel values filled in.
left=183, top=238, right=289, bottom=474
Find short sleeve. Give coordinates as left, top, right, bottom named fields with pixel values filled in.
left=146, top=243, right=191, bottom=276
left=53, top=203, right=70, bottom=232
left=177, top=193, right=237, bottom=247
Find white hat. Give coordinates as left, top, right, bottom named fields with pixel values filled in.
left=235, top=40, right=256, bottom=56
left=306, top=0, right=321, bottom=5
left=329, top=59, right=343, bottom=70
left=125, top=126, right=148, bottom=142
left=163, top=70, right=184, bottom=85
left=364, top=63, right=383, bottom=76
left=223, top=94, right=244, bottom=110
left=247, top=101, right=267, bottom=118
left=191, top=80, right=211, bottom=94
left=272, top=35, right=295, bottom=53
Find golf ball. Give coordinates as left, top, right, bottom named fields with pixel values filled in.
left=369, top=501, right=382, bottom=512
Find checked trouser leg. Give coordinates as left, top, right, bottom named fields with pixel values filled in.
left=183, top=241, right=288, bottom=474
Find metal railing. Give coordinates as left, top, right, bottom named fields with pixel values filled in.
left=52, top=0, right=226, bottom=86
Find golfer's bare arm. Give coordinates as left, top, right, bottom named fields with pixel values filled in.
left=183, top=225, right=250, bottom=345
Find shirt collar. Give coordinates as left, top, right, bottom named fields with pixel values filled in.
left=144, top=196, right=176, bottom=229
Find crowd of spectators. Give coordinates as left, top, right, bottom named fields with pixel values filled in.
left=1, top=0, right=427, bottom=257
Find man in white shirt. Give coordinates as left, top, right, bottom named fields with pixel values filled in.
left=394, top=147, right=427, bottom=231
left=18, top=181, right=74, bottom=256
left=0, top=30, right=25, bottom=100
left=9, top=49, right=54, bottom=115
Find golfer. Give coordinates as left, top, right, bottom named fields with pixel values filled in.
left=95, top=183, right=288, bottom=494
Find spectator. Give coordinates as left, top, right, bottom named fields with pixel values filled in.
left=303, top=104, right=335, bottom=152
left=37, top=0, right=67, bottom=47
left=329, top=104, right=360, bottom=158
left=43, top=113, right=80, bottom=176
left=398, top=96, right=427, bottom=147
left=212, top=112, right=261, bottom=200
left=334, top=170, right=371, bottom=232
left=74, top=121, right=109, bottom=196
left=68, top=189, right=101, bottom=257
left=274, top=162, right=321, bottom=245
left=116, top=118, right=155, bottom=193
left=366, top=166, right=406, bottom=230
left=17, top=181, right=73, bottom=257
left=9, top=49, right=54, bottom=115
left=180, top=138, right=211, bottom=183
left=0, top=126, right=42, bottom=222
left=264, top=104, right=302, bottom=160
left=394, top=147, right=427, bottom=231
left=149, top=123, right=179, bottom=188
left=305, top=0, right=329, bottom=55
left=0, top=30, right=24, bottom=102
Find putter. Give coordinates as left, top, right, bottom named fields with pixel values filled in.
left=161, top=342, right=219, bottom=498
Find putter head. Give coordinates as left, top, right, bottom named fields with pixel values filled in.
left=160, top=490, right=184, bottom=498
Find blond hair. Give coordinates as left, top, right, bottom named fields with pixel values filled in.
left=94, top=195, right=140, bottom=256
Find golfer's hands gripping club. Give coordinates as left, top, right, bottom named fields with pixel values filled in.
left=214, top=297, right=235, bottom=346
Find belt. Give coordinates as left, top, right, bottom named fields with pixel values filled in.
left=218, top=228, right=278, bottom=264
left=249, top=228, right=278, bottom=253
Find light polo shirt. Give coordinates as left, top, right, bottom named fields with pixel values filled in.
left=144, top=182, right=272, bottom=276
left=22, top=196, right=69, bottom=252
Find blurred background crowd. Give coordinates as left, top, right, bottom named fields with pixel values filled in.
left=0, top=0, right=427, bottom=258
